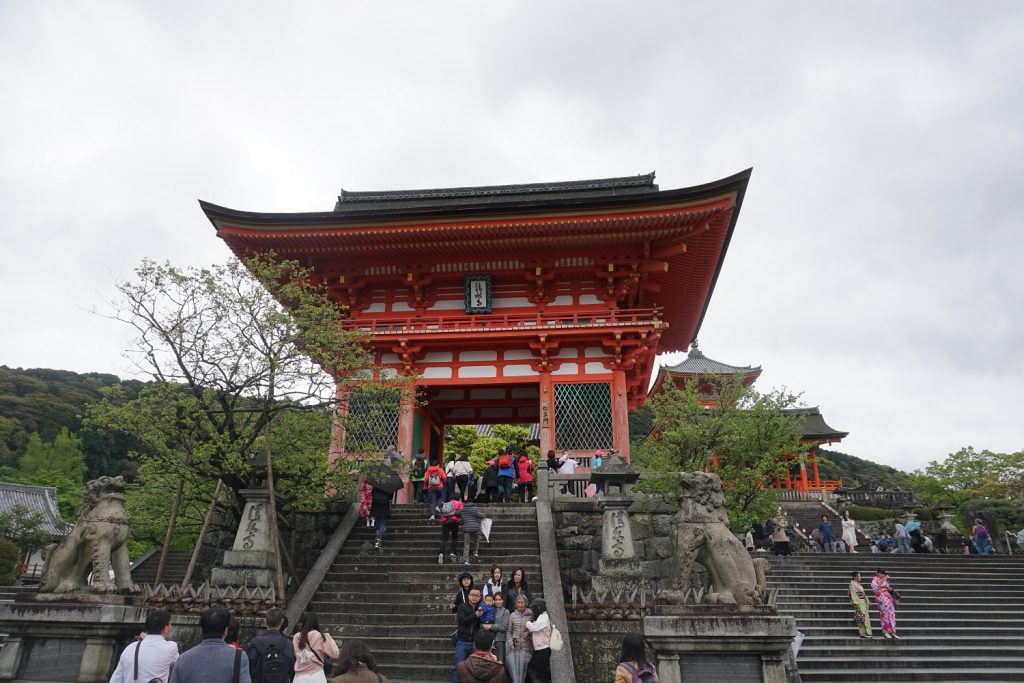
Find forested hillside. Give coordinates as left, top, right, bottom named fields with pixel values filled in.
left=0, top=366, right=144, bottom=479
left=816, top=448, right=913, bottom=489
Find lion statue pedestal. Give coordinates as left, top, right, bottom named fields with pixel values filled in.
left=644, top=472, right=799, bottom=683
left=0, top=476, right=150, bottom=683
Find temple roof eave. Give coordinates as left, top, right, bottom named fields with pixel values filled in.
left=198, top=169, right=751, bottom=229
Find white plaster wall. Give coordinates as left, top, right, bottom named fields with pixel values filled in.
left=459, top=366, right=498, bottom=378
left=460, top=350, right=498, bottom=362
left=422, top=367, right=453, bottom=378
left=552, top=363, right=579, bottom=375
left=503, top=365, right=539, bottom=377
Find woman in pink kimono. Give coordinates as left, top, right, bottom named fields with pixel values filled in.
left=871, top=569, right=899, bottom=639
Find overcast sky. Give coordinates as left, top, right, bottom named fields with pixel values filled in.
left=2, top=2, right=1021, bottom=472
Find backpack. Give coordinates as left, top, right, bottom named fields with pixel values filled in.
left=976, top=525, right=988, bottom=539
left=549, top=625, right=563, bottom=651
left=621, top=661, right=658, bottom=683
left=252, top=641, right=289, bottom=683
left=412, top=459, right=426, bottom=478
left=498, top=454, right=512, bottom=468
left=428, top=470, right=442, bottom=486
left=440, top=501, right=458, bottom=516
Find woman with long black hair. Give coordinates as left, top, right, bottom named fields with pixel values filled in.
left=614, top=633, right=658, bottom=682
left=525, top=599, right=552, bottom=682
left=293, top=612, right=339, bottom=683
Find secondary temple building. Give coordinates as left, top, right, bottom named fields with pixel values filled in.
left=202, top=171, right=753, bottom=498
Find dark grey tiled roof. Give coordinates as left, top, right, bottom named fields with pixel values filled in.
left=473, top=424, right=541, bottom=442
left=0, top=481, right=73, bottom=536
left=334, top=173, right=658, bottom=212
left=783, top=407, right=849, bottom=442
left=664, top=344, right=760, bottom=375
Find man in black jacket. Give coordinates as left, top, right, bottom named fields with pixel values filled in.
left=452, top=588, right=482, bottom=683
left=245, top=607, right=295, bottom=683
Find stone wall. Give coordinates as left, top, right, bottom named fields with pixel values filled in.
left=553, top=497, right=678, bottom=589
left=568, top=620, right=640, bottom=680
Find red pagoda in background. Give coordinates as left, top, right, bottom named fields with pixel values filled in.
left=652, top=343, right=848, bottom=492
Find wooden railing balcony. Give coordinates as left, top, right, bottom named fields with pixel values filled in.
left=343, top=307, right=663, bottom=337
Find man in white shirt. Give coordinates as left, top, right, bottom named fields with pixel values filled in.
left=560, top=452, right=577, bottom=474
left=109, top=609, right=178, bottom=683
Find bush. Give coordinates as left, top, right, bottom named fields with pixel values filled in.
left=0, top=538, right=20, bottom=586
left=957, top=498, right=1024, bottom=537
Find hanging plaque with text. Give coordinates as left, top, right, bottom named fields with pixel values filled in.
left=464, top=274, right=492, bottom=314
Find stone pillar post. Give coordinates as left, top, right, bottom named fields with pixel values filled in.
left=590, top=453, right=642, bottom=593
left=211, top=488, right=280, bottom=589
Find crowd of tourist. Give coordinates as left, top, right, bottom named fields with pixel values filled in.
left=109, top=606, right=389, bottom=683
left=763, top=509, right=997, bottom=557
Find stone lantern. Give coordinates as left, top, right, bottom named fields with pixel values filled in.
left=589, top=453, right=642, bottom=592
left=903, top=498, right=921, bottom=524
left=937, top=500, right=957, bottom=532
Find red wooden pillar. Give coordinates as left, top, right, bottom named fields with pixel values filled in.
left=539, top=372, right=554, bottom=457
left=799, top=460, right=810, bottom=499
left=396, top=382, right=416, bottom=503
left=611, top=369, right=631, bottom=462
left=811, top=455, right=821, bottom=488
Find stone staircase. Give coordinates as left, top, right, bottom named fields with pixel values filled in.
left=781, top=501, right=872, bottom=547
left=130, top=549, right=195, bottom=585
left=768, top=552, right=1024, bottom=681
left=308, top=503, right=544, bottom=683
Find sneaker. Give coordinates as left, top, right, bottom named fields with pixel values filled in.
left=464, top=560, right=471, bottom=565
left=373, top=539, right=381, bottom=549
left=449, top=553, right=457, bottom=560
left=883, top=633, right=893, bottom=639
left=891, top=634, right=900, bottom=639
left=429, top=515, right=436, bottom=521
left=438, top=553, right=444, bottom=564
left=473, top=553, right=480, bottom=558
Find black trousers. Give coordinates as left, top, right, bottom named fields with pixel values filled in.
left=526, top=647, right=551, bottom=682
left=439, top=522, right=460, bottom=555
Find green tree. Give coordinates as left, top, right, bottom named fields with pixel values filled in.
left=633, top=375, right=806, bottom=531
left=0, top=504, right=56, bottom=560
left=444, top=426, right=479, bottom=461
left=86, top=254, right=384, bottom=527
left=913, top=446, right=1024, bottom=506
left=10, top=429, right=86, bottom=519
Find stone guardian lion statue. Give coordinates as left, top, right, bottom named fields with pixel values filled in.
left=663, top=471, right=769, bottom=606
left=39, top=475, right=140, bottom=594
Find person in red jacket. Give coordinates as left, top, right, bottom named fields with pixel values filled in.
left=425, top=459, right=448, bottom=520
left=516, top=454, right=534, bottom=503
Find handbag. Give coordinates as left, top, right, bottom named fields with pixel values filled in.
left=853, top=609, right=865, bottom=625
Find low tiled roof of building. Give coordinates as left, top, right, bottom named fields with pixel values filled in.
left=663, top=343, right=761, bottom=375
left=0, top=481, right=73, bottom=536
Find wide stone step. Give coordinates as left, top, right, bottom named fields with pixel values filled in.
left=798, top=656, right=1024, bottom=670
left=790, top=624, right=1024, bottom=636
left=800, top=644, right=1022, bottom=658
left=799, top=668, right=1024, bottom=682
